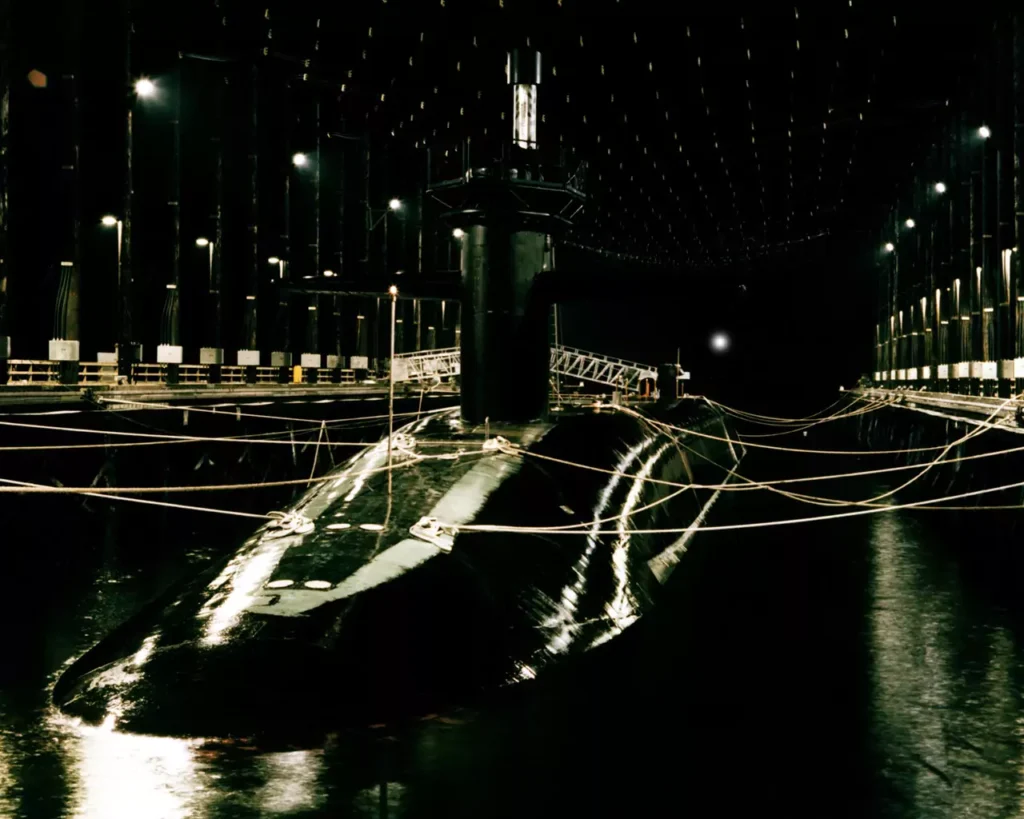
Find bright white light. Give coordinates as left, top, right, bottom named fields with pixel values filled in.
left=884, top=242, right=895, bottom=252
left=394, top=269, right=404, bottom=276
left=101, top=215, right=118, bottom=227
left=134, top=78, right=156, bottom=97
left=978, top=125, right=991, bottom=139
left=452, top=228, right=465, bottom=239
left=934, top=182, right=946, bottom=193
left=388, top=198, right=402, bottom=211
left=905, top=218, right=915, bottom=229
left=710, top=332, right=730, bottom=353
left=323, top=269, right=335, bottom=277
left=388, top=285, right=399, bottom=297
left=292, top=152, right=308, bottom=167
left=267, top=256, right=280, bottom=265
left=195, top=237, right=210, bottom=247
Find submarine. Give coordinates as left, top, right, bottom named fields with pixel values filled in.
left=53, top=47, right=745, bottom=738
left=53, top=397, right=742, bottom=737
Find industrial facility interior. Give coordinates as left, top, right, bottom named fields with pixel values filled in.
left=1, top=3, right=1023, bottom=818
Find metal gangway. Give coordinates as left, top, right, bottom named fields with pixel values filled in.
left=390, top=345, right=661, bottom=392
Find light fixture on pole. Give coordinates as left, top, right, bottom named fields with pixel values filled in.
left=387, top=284, right=399, bottom=495
left=904, top=218, right=915, bottom=229
left=884, top=242, right=895, bottom=253
left=196, top=238, right=214, bottom=286
left=292, top=152, right=308, bottom=168
left=388, top=198, right=402, bottom=211
left=978, top=125, right=991, bottom=139
left=101, top=215, right=124, bottom=287
left=934, top=182, right=946, bottom=193
left=134, top=78, right=156, bottom=98
left=452, top=227, right=465, bottom=239
left=267, top=256, right=285, bottom=279
left=323, top=269, right=335, bottom=277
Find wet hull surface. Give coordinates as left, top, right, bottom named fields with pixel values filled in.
left=52, top=400, right=743, bottom=737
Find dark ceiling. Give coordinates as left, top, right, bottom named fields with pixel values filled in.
left=130, top=1, right=985, bottom=273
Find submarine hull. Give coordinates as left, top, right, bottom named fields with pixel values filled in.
left=54, top=400, right=742, bottom=737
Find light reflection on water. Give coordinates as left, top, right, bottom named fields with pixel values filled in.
left=868, top=509, right=1024, bottom=818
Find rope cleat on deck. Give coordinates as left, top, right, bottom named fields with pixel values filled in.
left=410, top=516, right=456, bottom=552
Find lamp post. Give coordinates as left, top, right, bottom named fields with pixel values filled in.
left=388, top=284, right=398, bottom=494
left=196, top=237, right=214, bottom=285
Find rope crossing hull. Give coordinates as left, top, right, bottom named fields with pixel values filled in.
left=53, top=401, right=741, bottom=738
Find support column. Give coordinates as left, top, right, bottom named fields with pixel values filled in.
left=1015, top=13, right=1024, bottom=394
left=239, top=64, right=260, bottom=384
left=158, top=58, right=183, bottom=380
left=51, top=73, right=82, bottom=385
left=0, top=15, right=8, bottom=385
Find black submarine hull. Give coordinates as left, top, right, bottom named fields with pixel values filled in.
left=53, top=399, right=742, bottom=738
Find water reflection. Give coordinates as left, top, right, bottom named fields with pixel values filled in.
left=57, top=715, right=208, bottom=819
left=868, top=509, right=1024, bottom=817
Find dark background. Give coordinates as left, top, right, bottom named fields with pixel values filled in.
left=0, top=1, right=988, bottom=411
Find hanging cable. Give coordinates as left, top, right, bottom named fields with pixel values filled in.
left=453, top=477, right=1024, bottom=537
left=0, top=477, right=271, bottom=520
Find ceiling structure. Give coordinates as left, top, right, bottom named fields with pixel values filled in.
left=138, top=1, right=983, bottom=274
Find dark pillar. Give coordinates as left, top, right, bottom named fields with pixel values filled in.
left=459, top=225, right=550, bottom=423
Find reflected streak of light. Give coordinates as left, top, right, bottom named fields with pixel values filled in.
left=606, top=443, right=671, bottom=623
left=540, top=437, right=655, bottom=656
left=343, top=443, right=389, bottom=503
left=200, top=537, right=293, bottom=645
left=50, top=710, right=207, bottom=819
left=869, top=509, right=954, bottom=808
left=0, top=731, right=11, bottom=817
left=257, top=750, right=325, bottom=815
left=591, top=443, right=670, bottom=649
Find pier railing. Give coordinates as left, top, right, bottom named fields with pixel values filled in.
left=3, top=360, right=358, bottom=389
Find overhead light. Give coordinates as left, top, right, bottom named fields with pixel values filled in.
left=292, top=152, right=308, bottom=167
left=388, top=198, right=402, bottom=211
left=134, top=78, right=155, bottom=97
left=195, top=237, right=210, bottom=247
left=388, top=285, right=399, bottom=296
left=394, top=269, right=404, bottom=276
left=884, top=242, right=895, bottom=252
left=978, top=125, right=991, bottom=139
left=452, top=228, right=465, bottom=239
left=267, top=256, right=280, bottom=265
left=934, top=182, right=946, bottom=193
left=904, top=218, right=915, bottom=228
left=710, top=332, right=730, bottom=353
left=323, top=269, right=335, bottom=277
left=100, top=215, right=118, bottom=227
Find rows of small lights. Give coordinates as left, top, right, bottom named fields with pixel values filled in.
left=197, top=2, right=938, bottom=271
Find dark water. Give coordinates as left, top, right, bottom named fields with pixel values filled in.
left=2, top=419, right=1024, bottom=817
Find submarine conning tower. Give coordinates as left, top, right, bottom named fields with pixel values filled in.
left=427, top=48, right=586, bottom=425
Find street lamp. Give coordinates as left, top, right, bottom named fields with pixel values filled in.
left=934, top=182, right=946, bottom=193
left=267, top=256, right=285, bottom=279
left=196, top=237, right=214, bottom=286
left=134, top=78, right=156, bottom=98
left=978, top=125, right=991, bottom=139
left=884, top=242, right=895, bottom=252
left=292, top=152, right=308, bottom=168
left=388, top=198, right=402, bottom=211
left=100, top=215, right=124, bottom=285
left=905, top=218, right=915, bottom=229
left=387, top=284, right=399, bottom=494
left=323, top=269, right=335, bottom=277
left=452, top=228, right=465, bottom=239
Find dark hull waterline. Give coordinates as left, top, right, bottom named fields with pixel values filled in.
left=53, top=400, right=743, bottom=738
